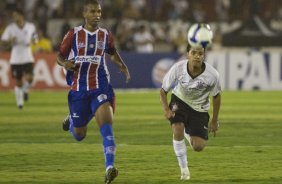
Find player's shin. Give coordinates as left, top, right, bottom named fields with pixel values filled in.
left=14, top=86, right=24, bottom=108
left=100, top=123, right=116, bottom=171
left=23, top=81, right=32, bottom=93
left=173, top=139, right=190, bottom=180
left=173, top=139, right=188, bottom=169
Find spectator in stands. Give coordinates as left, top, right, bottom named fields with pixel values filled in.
left=172, top=29, right=187, bottom=53
left=31, top=29, right=53, bottom=53
left=133, top=24, right=154, bottom=53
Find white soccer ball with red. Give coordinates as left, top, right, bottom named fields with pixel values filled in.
left=187, top=23, right=213, bottom=49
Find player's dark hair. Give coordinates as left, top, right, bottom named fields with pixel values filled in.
left=13, top=8, right=25, bottom=17
left=84, top=0, right=100, bottom=8
left=186, top=44, right=207, bottom=52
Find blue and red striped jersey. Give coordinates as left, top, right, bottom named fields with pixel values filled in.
left=59, top=25, right=116, bottom=91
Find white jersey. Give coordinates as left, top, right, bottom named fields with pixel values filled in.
left=162, top=59, right=221, bottom=112
left=1, top=22, right=37, bottom=65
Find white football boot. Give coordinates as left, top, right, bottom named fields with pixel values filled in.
left=180, top=167, right=190, bottom=180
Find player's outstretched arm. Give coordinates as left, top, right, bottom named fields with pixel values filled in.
left=110, top=50, right=131, bottom=83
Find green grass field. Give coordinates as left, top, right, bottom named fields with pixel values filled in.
left=0, top=90, right=282, bottom=184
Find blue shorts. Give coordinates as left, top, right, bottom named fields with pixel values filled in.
left=68, top=85, right=115, bottom=128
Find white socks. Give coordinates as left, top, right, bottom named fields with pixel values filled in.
left=15, top=86, right=24, bottom=107
left=173, top=139, right=188, bottom=169
left=23, top=81, right=31, bottom=94
left=184, top=131, right=193, bottom=149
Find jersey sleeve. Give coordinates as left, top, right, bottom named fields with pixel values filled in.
left=161, top=64, right=177, bottom=92
left=31, top=24, right=38, bottom=43
left=211, top=72, right=221, bottom=96
left=59, top=28, right=74, bottom=58
left=105, top=31, right=116, bottom=55
left=1, top=26, right=11, bottom=41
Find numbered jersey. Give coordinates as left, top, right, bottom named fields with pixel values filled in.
left=59, top=25, right=116, bottom=91
left=162, top=60, right=221, bottom=112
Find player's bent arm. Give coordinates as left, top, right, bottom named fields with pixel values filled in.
left=160, top=88, right=174, bottom=119
left=110, top=50, right=127, bottom=69
left=209, top=93, right=221, bottom=136
left=212, top=93, right=221, bottom=123
left=160, top=88, right=169, bottom=111
left=110, top=50, right=131, bottom=83
left=56, top=53, right=76, bottom=71
left=0, top=40, right=13, bottom=49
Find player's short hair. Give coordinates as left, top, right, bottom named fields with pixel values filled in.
left=186, top=44, right=207, bottom=52
left=84, top=0, right=100, bottom=9
left=13, top=8, right=25, bottom=17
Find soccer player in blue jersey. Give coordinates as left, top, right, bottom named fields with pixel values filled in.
left=56, top=0, right=130, bottom=183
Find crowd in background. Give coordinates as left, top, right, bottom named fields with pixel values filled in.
left=0, top=0, right=281, bottom=53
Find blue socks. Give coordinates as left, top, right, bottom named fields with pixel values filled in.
left=69, top=117, right=85, bottom=141
left=100, top=123, right=116, bottom=169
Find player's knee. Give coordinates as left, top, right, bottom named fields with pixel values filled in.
left=73, top=130, right=87, bottom=141
left=190, top=137, right=206, bottom=152
left=74, top=135, right=85, bottom=141
left=192, top=144, right=205, bottom=152
left=16, top=80, right=23, bottom=87
left=27, top=76, right=33, bottom=83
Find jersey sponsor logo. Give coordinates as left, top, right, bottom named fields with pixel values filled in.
left=75, top=56, right=101, bottom=64
left=97, top=94, right=108, bottom=102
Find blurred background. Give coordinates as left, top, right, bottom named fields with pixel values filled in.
left=0, top=0, right=282, bottom=90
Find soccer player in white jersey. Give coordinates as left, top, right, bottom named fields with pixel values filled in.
left=57, top=0, right=130, bottom=183
left=0, top=9, right=38, bottom=109
left=160, top=44, right=221, bottom=180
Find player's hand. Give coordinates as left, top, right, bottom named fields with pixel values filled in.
left=10, top=37, right=16, bottom=45
left=64, top=60, right=77, bottom=71
left=120, top=65, right=131, bottom=83
left=209, top=119, right=219, bottom=137
left=164, top=109, right=175, bottom=120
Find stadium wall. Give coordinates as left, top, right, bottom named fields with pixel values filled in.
left=0, top=50, right=281, bottom=90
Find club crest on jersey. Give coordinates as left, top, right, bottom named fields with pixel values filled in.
left=196, top=80, right=207, bottom=89
left=97, top=41, right=104, bottom=49
left=89, top=44, right=95, bottom=48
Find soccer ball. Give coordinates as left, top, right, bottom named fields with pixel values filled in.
left=187, top=23, right=213, bottom=49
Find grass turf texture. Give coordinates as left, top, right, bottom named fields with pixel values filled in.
left=0, top=90, right=282, bottom=184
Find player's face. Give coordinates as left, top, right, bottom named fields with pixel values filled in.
left=187, top=47, right=205, bottom=67
left=83, top=4, right=101, bottom=28
left=12, top=12, right=24, bottom=24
